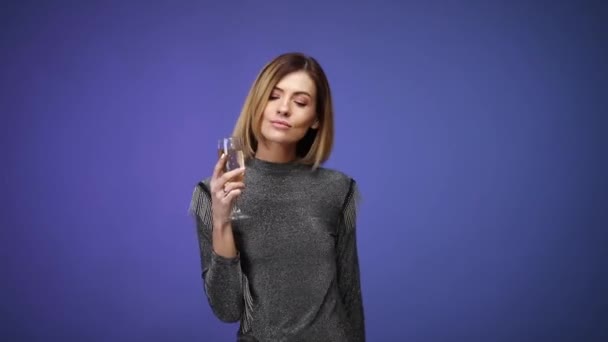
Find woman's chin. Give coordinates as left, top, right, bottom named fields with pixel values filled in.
left=261, top=131, right=302, bottom=146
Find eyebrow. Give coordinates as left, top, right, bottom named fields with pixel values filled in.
left=273, top=86, right=312, bottom=98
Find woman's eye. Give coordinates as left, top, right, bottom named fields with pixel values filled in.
left=295, top=101, right=307, bottom=107
left=269, top=94, right=279, bottom=100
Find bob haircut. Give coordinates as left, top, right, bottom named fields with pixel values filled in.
left=232, top=52, right=334, bottom=169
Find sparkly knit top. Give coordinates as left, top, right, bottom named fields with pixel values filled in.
left=189, top=157, right=365, bottom=341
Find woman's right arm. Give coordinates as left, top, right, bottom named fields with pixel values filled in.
left=189, top=155, right=249, bottom=323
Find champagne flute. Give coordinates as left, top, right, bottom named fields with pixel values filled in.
left=218, top=137, right=249, bottom=220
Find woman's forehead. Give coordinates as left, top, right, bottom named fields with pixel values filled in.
left=275, top=71, right=316, bottom=96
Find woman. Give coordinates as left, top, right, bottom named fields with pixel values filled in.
left=189, top=52, right=365, bottom=341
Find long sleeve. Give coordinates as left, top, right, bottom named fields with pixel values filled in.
left=189, top=181, right=254, bottom=328
left=336, top=179, right=366, bottom=341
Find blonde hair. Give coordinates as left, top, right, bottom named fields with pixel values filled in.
left=232, top=52, right=334, bottom=169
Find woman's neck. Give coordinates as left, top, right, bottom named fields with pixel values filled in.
left=255, top=140, right=296, bottom=163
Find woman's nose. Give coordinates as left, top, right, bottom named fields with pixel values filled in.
left=277, top=100, right=290, bottom=116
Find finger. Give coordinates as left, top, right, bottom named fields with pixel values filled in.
left=215, top=187, right=231, bottom=202
left=210, top=154, right=228, bottom=192
left=224, top=181, right=245, bottom=193
left=215, top=182, right=243, bottom=199
left=222, top=189, right=242, bottom=204
left=212, top=154, right=227, bottom=181
left=220, top=167, right=246, bottom=183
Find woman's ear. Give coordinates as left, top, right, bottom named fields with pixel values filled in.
left=311, top=118, right=320, bottom=130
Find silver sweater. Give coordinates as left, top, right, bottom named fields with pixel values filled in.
left=189, top=157, right=365, bottom=341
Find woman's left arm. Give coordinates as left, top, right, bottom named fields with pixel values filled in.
left=336, top=179, right=366, bottom=342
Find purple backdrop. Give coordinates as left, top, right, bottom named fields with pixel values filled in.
left=1, top=1, right=606, bottom=341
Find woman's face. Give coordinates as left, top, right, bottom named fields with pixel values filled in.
left=259, top=70, right=319, bottom=147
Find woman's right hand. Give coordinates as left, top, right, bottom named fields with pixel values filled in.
left=209, top=154, right=246, bottom=227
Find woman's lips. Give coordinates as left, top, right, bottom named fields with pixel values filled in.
left=270, top=120, right=291, bottom=129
